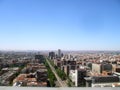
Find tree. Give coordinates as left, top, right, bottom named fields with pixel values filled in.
left=44, top=60, right=56, bottom=87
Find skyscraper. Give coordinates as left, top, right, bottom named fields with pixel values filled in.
left=58, top=49, right=61, bottom=58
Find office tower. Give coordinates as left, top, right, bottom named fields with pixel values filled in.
left=49, top=52, right=55, bottom=59
left=58, top=49, right=61, bottom=58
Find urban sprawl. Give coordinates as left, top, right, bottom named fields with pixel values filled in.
left=0, top=50, right=120, bottom=87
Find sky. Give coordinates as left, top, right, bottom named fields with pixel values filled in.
left=0, top=0, right=120, bottom=51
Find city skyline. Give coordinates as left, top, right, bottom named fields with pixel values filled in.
left=0, top=0, right=120, bottom=50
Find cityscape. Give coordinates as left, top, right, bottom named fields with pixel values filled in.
left=0, top=0, right=120, bottom=89
left=0, top=50, right=120, bottom=87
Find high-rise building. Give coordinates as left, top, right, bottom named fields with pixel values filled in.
left=35, top=55, right=44, bottom=63
left=69, top=68, right=87, bottom=87
left=49, top=52, right=55, bottom=59
left=58, top=49, right=61, bottom=58
left=75, top=69, right=87, bottom=87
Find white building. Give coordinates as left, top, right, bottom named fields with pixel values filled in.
left=69, top=67, right=86, bottom=87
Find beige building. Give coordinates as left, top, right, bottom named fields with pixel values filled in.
left=92, top=63, right=113, bottom=74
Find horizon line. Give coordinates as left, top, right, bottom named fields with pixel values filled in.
left=0, top=49, right=120, bottom=52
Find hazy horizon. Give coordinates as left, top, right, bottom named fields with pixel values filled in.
left=1, top=48, right=120, bottom=51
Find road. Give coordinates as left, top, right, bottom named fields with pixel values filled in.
left=46, top=58, right=68, bottom=87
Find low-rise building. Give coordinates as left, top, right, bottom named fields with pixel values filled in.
left=85, top=76, right=120, bottom=87
left=92, top=62, right=113, bottom=74
left=36, top=69, right=48, bottom=82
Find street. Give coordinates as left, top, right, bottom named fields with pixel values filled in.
left=46, top=58, right=68, bottom=87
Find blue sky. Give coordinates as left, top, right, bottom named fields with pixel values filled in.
left=0, top=0, right=120, bottom=50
